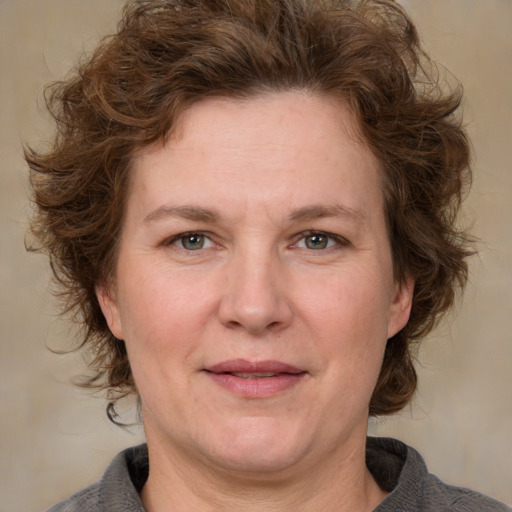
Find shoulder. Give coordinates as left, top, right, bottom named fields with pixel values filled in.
left=46, top=444, right=148, bottom=512
left=368, top=437, right=511, bottom=512
left=420, top=472, right=511, bottom=512
left=46, top=483, right=101, bottom=512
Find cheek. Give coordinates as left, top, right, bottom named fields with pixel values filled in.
left=118, top=259, right=209, bottom=329
left=115, top=262, right=232, bottom=388
left=297, top=265, right=392, bottom=390
left=300, top=266, right=392, bottom=341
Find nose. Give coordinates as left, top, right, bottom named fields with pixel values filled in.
left=217, top=248, right=293, bottom=335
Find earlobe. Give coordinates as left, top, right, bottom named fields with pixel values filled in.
left=387, top=278, right=414, bottom=339
left=96, top=284, right=124, bottom=340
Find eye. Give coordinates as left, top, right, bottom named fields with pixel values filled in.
left=171, top=232, right=216, bottom=251
left=294, top=231, right=344, bottom=250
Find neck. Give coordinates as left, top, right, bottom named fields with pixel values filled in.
left=140, top=430, right=387, bottom=512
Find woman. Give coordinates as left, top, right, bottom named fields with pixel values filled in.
left=26, top=0, right=511, bottom=510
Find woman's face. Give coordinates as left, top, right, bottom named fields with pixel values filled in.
left=98, top=91, right=412, bottom=476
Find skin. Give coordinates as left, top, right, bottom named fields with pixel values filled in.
left=97, top=91, right=413, bottom=511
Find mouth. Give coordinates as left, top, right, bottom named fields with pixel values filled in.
left=206, top=359, right=305, bottom=374
left=204, top=359, right=306, bottom=398
left=227, top=372, right=289, bottom=379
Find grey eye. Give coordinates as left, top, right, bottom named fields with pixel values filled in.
left=180, top=234, right=206, bottom=250
left=304, top=234, right=329, bottom=250
left=170, top=232, right=217, bottom=251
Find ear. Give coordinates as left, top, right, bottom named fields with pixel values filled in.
left=96, top=283, right=124, bottom=340
left=387, top=277, right=414, bottom=339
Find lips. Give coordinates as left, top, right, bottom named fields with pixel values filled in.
left=204, top=359, right=306, bottom=398
left=229, top=372, right=283, bottom=379
left=207, top=359, right=305, bottom=375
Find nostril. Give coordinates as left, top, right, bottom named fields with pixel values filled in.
left=225, top=320, right=243, bottom=330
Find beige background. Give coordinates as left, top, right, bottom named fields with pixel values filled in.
left=1, top=1, right=510, bottom=510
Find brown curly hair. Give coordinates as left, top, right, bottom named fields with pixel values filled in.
left=26, top=0, right=473, bottom=420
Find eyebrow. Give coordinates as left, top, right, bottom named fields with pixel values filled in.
left=288, top=204, right=367, bottom=225
left=143, top=205, right=220, bottom=223
left=143, top=203, right=366, bottom=225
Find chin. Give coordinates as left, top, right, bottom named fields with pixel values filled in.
left=201, top=417, right=312, bottom=475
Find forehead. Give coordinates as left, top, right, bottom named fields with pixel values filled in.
left=167, top=91, right=367, bottom=163
left=129, top=91, right=383, bottom=223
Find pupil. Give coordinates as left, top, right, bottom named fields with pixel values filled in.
left=184, top=234, right=203, bottom=250
left=307, top=234, right=327, bottom=249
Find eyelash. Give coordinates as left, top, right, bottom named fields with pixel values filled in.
left=165, top=231, right=218, bottom=251
left=165, top=230, right=349, bottom=252
left=291, top=230, right=349, bottom=251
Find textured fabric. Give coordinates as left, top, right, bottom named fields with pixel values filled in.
left=47, top=445, right=148, bottom=512
left=368, top=438, right=511, bottom=511
left=47, top=437, right=511, bottom=511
